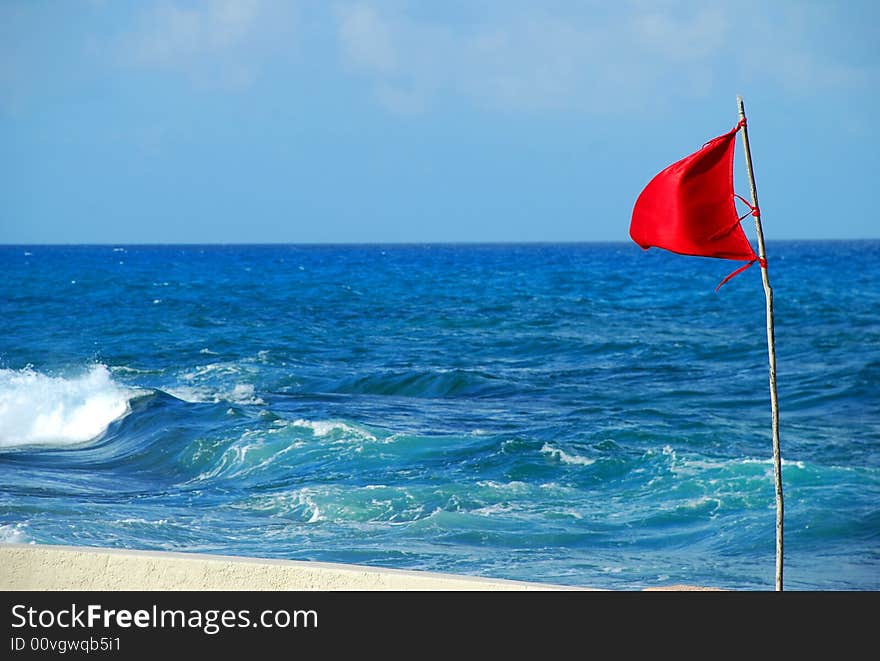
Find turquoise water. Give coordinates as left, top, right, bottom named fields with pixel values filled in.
left=1, top=243, right=877, bottom=590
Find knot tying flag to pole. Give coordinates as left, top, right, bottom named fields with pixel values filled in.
left=713, top=256, right=767, bottom=292
left=734, top=192, right=761, bottom=218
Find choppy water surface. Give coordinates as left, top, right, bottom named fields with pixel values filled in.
left=1, top=243, right=877, bottom=589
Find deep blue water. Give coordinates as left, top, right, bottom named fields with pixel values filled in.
left=1, top=243, right=878, bottom=590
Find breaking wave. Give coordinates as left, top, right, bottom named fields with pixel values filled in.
left=0, top=365, right=135, bottom=449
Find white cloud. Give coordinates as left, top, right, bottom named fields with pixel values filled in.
left=630, top=7, right=728, bottom=60
left=739, top=3, right=876, bottom=93
left=333, top=1, right=877, bottom=114
left=120, top=0, right=294, bottom=89
left=337, top=3, right=396, bottom=74
left=375, top=83, right=424, bottom=114
left=333, top=3, right=734, bottom=113
left=131, top=0, right=260, bottom=65
left=4, top=0, right=874, bottom=116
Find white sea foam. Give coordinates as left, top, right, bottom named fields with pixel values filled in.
left=0, top=523, right=31, bottom=544
left=110, top=365, right=158, bottom=375
left=181, top=362, right=242, bottom=381
left=307, top=505, right=322, bottom=523
left=168, top=383, right=265, bottom=406
left=290, top=419, right=377, bottom=442
left=248, top=489, right=325, bottom=523
left=741, top=457, right=806, bottom=469
left=540, top=443, right=595, bottom=466
left=0, top=365, right=134, bottom=448
left=172, top=359, right=267, bottom=406
left=476, top=480, right=529, bottom=492
left=558, top=508, right=584, bottom=520
left=472, top=503, right=516, bottom=516
left=226, top=384, right=264, bottom=405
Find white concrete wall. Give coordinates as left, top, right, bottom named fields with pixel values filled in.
left=0, top=544, right=587, bottom=591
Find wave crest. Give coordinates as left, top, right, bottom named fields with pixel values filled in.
left=0, top=365, right=134, bottom=449
left=540, top=443, right=595, bottom=466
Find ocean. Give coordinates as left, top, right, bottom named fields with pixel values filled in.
left=1, top=242, right=877, bottom=590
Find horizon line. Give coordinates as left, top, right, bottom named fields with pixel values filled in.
left=2, top=238, right=879, bottom=248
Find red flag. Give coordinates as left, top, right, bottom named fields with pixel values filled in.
left=630, top=121, right=759, bottom=285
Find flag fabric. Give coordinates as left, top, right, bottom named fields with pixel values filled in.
left=630, top=121, right=759, bottom=277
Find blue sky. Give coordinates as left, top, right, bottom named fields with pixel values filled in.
left=1, top=0, right=877, bottom=244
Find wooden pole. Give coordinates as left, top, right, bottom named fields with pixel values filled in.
left=736, top=95, right=783, bottom=591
